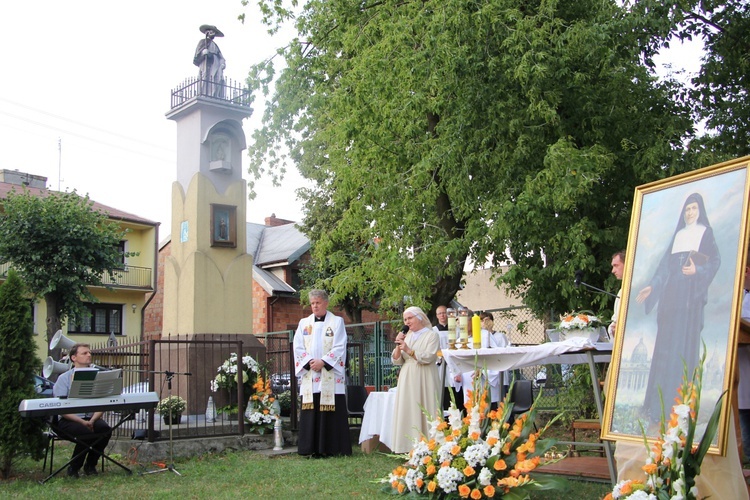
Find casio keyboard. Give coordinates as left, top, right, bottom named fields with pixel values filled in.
left=19, top=392, right=159, bottom=483
left=18, top=392, right=159, bottom=417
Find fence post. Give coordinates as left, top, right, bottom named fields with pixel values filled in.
left=148, top=338, right=156, bottom=443
left=375, top=322, right=384, bottom=390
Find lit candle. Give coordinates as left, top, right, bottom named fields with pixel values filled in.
left=447, top=308, right=456, bottom=349
left=472, top=313, right=482, bottom=349
left=458, top=307, right=469, bottom=349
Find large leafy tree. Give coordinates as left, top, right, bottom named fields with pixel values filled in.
left=0, top=190, right=133, bottom=354
left=628, top=0, right=750, bottom=161
left=246, top=0, right=695, bottom=319
left=0, top=269, right=46, bottom=478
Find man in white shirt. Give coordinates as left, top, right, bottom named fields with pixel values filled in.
left=434, top=305, right=463, bottom=412
left=608, top=250, right=625, bottom=338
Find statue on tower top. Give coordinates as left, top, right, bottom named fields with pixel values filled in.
left=194, top=25, right=226, bottom=98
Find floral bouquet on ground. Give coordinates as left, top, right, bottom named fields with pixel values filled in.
left=382, top=374, right=567, bottom=498
left=210, top=352, right=260, bottom=415
left=244, top=375, right=278, bottom=434
left=605, top=347, right=725, bottom=500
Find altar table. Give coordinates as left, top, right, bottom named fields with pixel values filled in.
left=358, top=388, right=397, bottom=452
left=442, top=338, right=616, bottom=483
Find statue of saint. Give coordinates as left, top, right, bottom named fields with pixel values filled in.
left=194, top=25, right=226, bottom=97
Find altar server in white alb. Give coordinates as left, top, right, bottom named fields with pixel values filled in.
left=293, top=289, right=351, bottom=456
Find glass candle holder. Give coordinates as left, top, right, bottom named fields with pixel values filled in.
left=447, top=308, right=456, bottom=349
left=458, top=307, right=469, bottom=349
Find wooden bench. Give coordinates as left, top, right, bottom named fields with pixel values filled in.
left=571, top=418, right=604, bottom=457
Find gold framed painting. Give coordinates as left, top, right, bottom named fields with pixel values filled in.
left=602, top=156, right=750, bottom=455
left=210, top=204, right=236, bottom=248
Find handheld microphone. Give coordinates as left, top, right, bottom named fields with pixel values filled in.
left=574, top=270, right=583, bottom=287
left=401, top=324, right=409, bottom=334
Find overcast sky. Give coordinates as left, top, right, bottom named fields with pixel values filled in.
left=0, top=1, right=702, bottom=241
left=0, top=0, right=309, bottom=237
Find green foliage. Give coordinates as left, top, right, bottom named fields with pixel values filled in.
left=626, top=0, right=750, bottom=160
left=247, top=0, right=698, bottom=320
left=0, top=269, right=46, bottom=478
left=0, top=189, right=134, bottom=343
left=554, top=364, right=599, bottom=425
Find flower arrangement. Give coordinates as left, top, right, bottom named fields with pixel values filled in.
left=382, top=375, right=566, bottom=498
left=156, top=395, right=187, bottom=416
left=244, top=375, right=278, bottom=434
left=210, top=352, right=260, bottom=393
left=557, top=311, right=602, bottom=330
left=605, top=348, right=724, bottom=500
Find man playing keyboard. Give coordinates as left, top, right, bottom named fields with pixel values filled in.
left=52, top=343, right=112, bottom=478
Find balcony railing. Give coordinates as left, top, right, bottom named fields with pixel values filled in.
left=0, top=263, right=152, bottom=290
left=170, top=76, right=251, bottom=109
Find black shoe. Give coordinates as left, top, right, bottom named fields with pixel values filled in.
left=83, top=465, right=99, bottom=476
left=67, top=466, right=80, bottom=478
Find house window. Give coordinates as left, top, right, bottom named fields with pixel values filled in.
left=116, top=241, right=126, bottom=267
left=69, top=303, right=122, bottom=335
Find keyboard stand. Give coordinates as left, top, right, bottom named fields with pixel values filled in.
left=41, top=411, right=135, bottom=484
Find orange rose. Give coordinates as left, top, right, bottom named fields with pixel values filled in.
left=426, top=464, right=436, bottom=476
left=470, top=488, right=482, bottom=499
left=451, top=445, right=461, bottom=456
left=483, top=485, right=496, bottom=497
left=397, top=482, right=405, bottom=494
left=463, top=465, right=475, bottom=477
left=494, top=459, right=507, bottom=471
left=458, top=484, right=471, bottom=498
left=416, top=478, right=424, bottom=489
left=427, top=481, right=437, bottom=493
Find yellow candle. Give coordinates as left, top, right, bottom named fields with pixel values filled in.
left=472, top=314, right=482, bottom=348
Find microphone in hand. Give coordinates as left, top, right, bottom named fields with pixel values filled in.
left=401, top=324, right=409, bottom=334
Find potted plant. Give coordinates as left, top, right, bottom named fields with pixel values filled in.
left=156, top=395, right=186, bottom=425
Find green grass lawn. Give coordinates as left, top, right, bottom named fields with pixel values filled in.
left=0, top=441, right=611, bottom=499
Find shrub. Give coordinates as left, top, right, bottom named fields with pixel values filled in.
left=0, top=269, right=47, bottom=478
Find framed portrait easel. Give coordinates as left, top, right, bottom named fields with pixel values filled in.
left=602, top=156, right=750, bottom=455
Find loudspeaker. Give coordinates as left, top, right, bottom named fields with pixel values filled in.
left=42, top=356, right=71, bottom=378
left=49, top=329, right=75, bottom=350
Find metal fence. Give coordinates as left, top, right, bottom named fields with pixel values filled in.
left=90, top=334, right=266, bottom=442
left=82, top=305, right=573, bottom=442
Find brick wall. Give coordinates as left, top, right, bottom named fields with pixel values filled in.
left=143, top=241, right=169, bottom=340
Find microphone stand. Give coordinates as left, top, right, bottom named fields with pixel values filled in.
left=142, top=370, right=191, bottom=476
left=576, top=280, right=618, bottom=299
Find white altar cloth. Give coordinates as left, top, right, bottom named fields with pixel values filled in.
left=441, top=338, right=612, bottom=375
left=358, top=388, right=397, bottom=451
